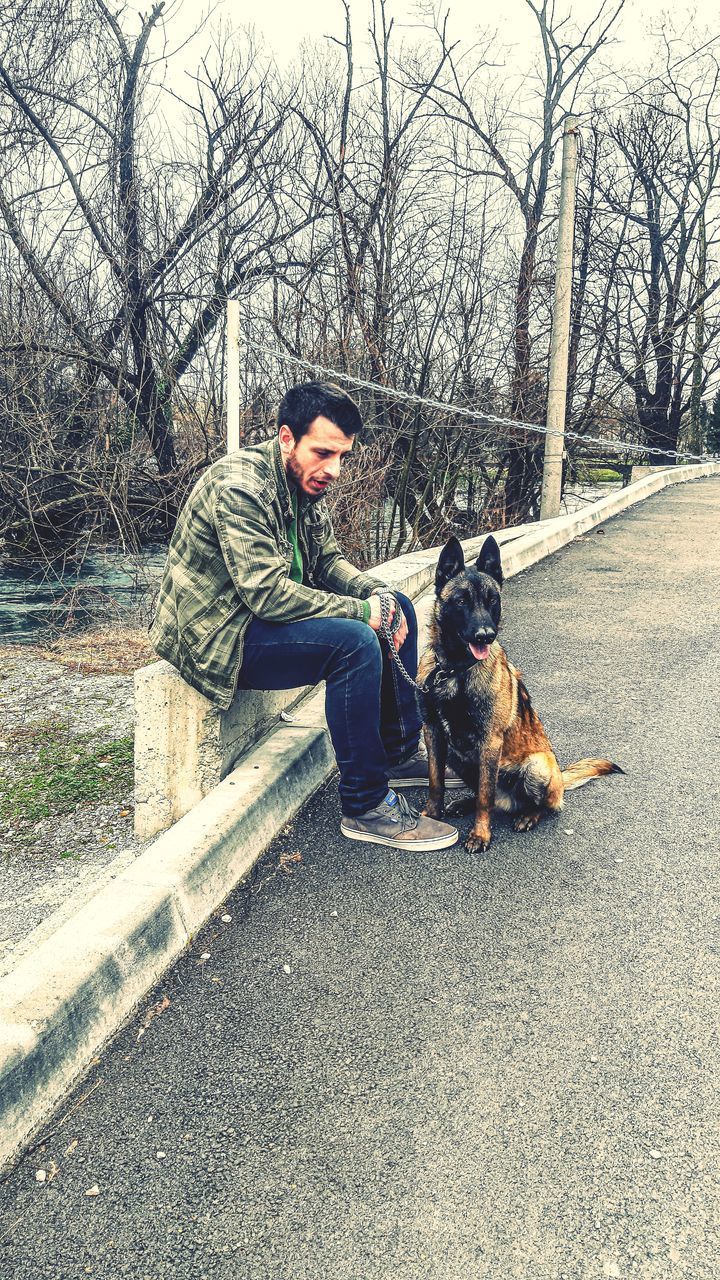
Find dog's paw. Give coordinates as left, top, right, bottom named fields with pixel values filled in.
left=514, top=812, right=541, bottom=832
left=465, top=830, right=491, bottom=854
left=422, top=802, right=444, bottom=820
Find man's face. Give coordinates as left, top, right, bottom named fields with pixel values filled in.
left=279, top=416, right=354, bottom=501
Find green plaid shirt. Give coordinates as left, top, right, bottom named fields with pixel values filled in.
left=149, top=436, right=386, bottom=708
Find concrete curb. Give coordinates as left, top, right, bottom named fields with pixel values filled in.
left=1, top=461, right=719, bottom=1168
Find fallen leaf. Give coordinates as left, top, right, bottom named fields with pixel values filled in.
left=119, top=809, right=130, bottom=818
left=47, top=1159, right=59, bottom=1183
left=64, top=1139, right=79, bottom=1157
left=280, top=851, right=303, bottom=873
left=136, top=996, right=170, bottom=1041
left=85, top=1185, right=101, bottom=1197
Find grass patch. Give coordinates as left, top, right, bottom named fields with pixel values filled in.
left=2, top=718, right=68, bottom=747
left=0, top=736, right=134, bottom=827
left=0, top=626, right=154, bottom=675
left=584, top=467, right=622, bottom=484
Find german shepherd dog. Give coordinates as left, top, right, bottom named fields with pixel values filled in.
left=418, top=535, right=623, bottom=853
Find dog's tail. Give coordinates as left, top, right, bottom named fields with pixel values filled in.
left=561, top=758, right=625, bottom=791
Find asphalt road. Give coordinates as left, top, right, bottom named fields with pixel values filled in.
left=2, top=478, right=719, bottom=1280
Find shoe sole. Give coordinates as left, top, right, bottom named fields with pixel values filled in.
left=389, top=775, right=466, bottom=789
left=340, top=824, right=459, bottom=850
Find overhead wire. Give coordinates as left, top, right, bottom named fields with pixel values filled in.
left=242, top=334, right=717, bottom=465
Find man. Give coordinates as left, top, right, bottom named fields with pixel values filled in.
left=150, top=381, right=460, bottom=850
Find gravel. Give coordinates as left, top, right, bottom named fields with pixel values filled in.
left=0, top=647, right=150, bottom=979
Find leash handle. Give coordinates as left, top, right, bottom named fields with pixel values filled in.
left=377, top=591, right=424, bottom=694
left=379, top=590, right=402, bottom=638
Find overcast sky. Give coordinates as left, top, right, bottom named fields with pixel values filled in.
left=160, top=0, right=718, bottom=85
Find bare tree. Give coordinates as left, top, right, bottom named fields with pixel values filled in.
left=258, top=0, right=509, bottom=558
left=0, top=0, right=311, bottom=481
left=423, top=0, right=625, bottom=520
left=590, top=63, right=720, bottom=462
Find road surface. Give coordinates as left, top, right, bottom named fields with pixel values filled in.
left=2, top=478, right=719, bottom=1280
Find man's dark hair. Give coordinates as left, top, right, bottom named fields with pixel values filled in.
left=277, top=381, right=363, bottom=442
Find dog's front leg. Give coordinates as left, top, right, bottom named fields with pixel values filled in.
left=466, top=735, right=502, bottom=853
left=422, top=720, right=448, bottom=819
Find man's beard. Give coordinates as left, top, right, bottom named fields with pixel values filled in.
left=286, top=453, right=327, bottom=503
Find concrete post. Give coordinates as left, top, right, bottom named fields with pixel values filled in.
left=226, top=299, right=240, bottom=454
left=540, top=115, right=579, bottom=521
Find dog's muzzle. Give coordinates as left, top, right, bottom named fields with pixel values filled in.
left=467, top=631, right=495, bottom=661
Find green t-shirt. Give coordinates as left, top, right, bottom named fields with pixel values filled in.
left=288, top=489, right=370, bottom=622
left=289, top=490, right=304, bottom=584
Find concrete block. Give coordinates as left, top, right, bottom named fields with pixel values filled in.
left=0, top=876, right=188, bottom=1163
left=134, top=659, right=310, bottom=839
left=630, top=465, right=671, bottom=482
left=130, top=685, right=334, bottom=925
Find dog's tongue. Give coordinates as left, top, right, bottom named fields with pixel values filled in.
left=468, top=641, right=490, bottom=661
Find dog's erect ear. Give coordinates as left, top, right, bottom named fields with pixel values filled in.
left=476, top=534, right=503, bottom=586
left=436, top=536, right=465, bottom=594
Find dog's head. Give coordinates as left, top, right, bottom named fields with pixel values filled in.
left=434, top=535, right=503, bottom=665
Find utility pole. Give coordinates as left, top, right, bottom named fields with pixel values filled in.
left=689, top=207, right=707, bottom=455
left=540, top=114, right=579, bottom=520
left=226, top=299, right=241, bottom=454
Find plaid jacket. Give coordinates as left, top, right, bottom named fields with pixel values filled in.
left=149, top=436, right=386, bottom=708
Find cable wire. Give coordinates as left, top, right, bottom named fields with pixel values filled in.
left=243, top=335, right=717, bottom=465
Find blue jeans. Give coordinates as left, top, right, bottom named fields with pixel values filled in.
left=236, top=591, right=422, bottom=816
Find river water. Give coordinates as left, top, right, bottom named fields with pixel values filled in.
left=0, top=547, right=167, bottom=644
left=0, top=484, right=620, bottom=645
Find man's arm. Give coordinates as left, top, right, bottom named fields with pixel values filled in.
left=215, top=486, right=368, bottom=624
left=311, top=514, right=386, bottom=599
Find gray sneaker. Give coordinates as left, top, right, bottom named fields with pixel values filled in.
left=340, top=790, right=458, bottom=851
left=389, top=750, right=465, bottom=790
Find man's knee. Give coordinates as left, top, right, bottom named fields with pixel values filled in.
left=333, top=619, right=382, bottom=667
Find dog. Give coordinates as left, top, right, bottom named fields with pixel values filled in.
left=418, top=534, right=623, bottom=853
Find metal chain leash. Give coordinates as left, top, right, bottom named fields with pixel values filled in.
left=377, top=591, right=424, bottom=694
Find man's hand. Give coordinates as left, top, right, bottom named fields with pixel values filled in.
left=367, top=594, right=408, bottom=653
